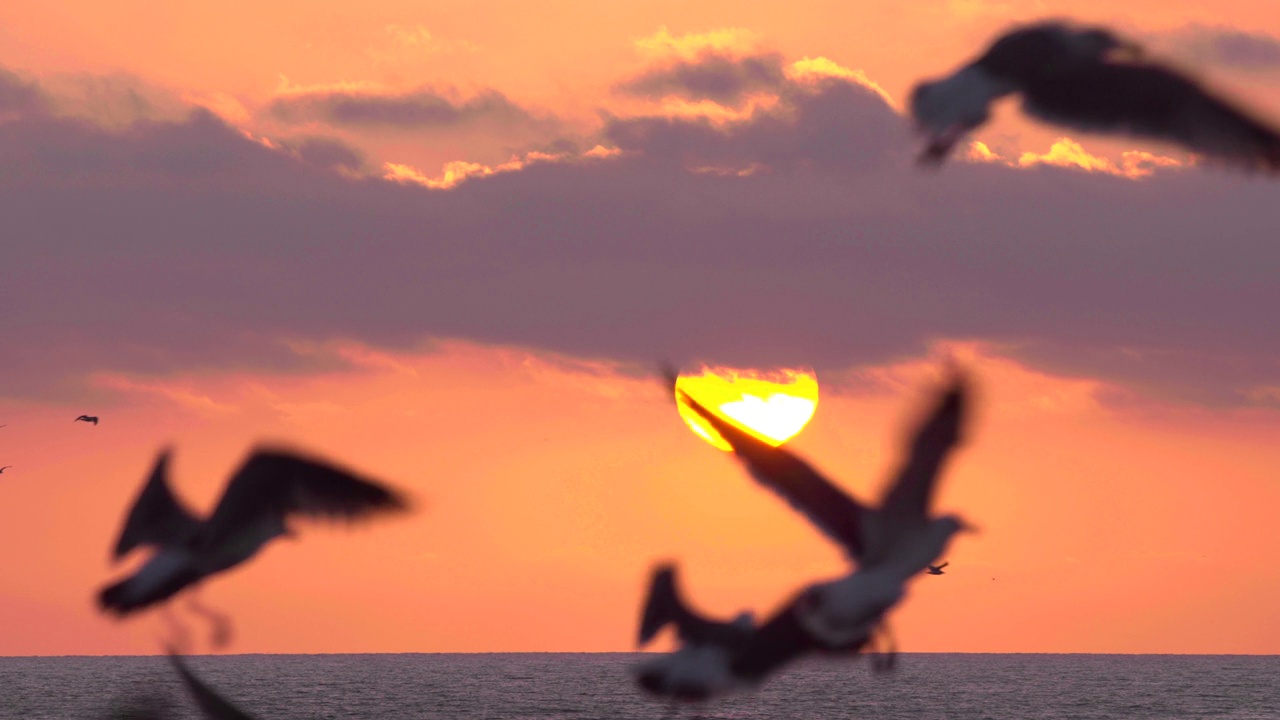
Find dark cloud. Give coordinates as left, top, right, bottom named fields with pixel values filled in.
left=1163, top=25, right=1280, bottom=72
left=269, top=87, right=538, bottom=129
left=615, top=52, right=787, bottom=105
left=0, top=68, right=48, bottom=116
left=279, top=136, right=366, bottom=172
left=3, top=67, right=1280, bottom=407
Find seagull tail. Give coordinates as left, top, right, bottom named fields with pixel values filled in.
left=638, top=563, right=684, bottom=647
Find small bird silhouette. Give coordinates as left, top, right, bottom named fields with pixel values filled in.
left=925, top=562, right=949, bottom=575
left=75, top=415, right=100, bottom=425
left=0, top=466, right=11, bottom=474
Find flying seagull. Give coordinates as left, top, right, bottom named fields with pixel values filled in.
left=98, top=446, right=408, bottom=621
left=910, top=21, right=1280, bottom=170
left=635, top=367, right=972, bottom=700
left=75, top=415, right=100, bottom=425
left=673, top=369, right=971, bottom=640
left=925, top=562, right=949, bottom=575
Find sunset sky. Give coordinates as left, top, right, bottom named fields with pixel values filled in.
left=2, top=1, right=1279, bottom=656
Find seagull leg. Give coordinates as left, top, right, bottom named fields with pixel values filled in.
left=185, top=588, right=233, bottom=650
left=158, top=603, right=193, bottom=655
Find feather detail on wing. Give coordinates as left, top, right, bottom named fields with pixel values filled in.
left=199, top=448, right=409, bottom=548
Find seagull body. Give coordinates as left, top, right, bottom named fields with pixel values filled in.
left=910, top=21, right=1280, bottom=169
left=76, top=415, right=100, bottom=425
left=99, top=447, right=407, bottom=616
left=926, top=562, right=949, bottom=575
left=635, top=368, right=971, bottom=700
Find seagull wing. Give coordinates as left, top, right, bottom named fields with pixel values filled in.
left=639, top=563, right=750, bottom=647
left=876, top=376, right=968, bottom=521
left=937, top=561, right=949, bottom=569
left=672, top=378, right=867, bottom=559
left=112, top=449, right=202, bottom=561
left=199, top=448, right=408, bottom=549
left=1023, top=62, right=1280, bottom=171
left=168, top=652, right=261, bottom=720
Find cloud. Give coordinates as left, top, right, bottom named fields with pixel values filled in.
left=615, top=52, right=787, bottom=106
left=269, top=87, right=539, bottom=129
left=0, top=68, right=47, bottom=117
left=3, top=64, right=1280, bottom=408
left=633, top=26, right=761, bottom=60
left=967, top=138, right=1185, bottom=179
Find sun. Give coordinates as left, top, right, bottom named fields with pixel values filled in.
left=674, top=367, right=819, bottom=451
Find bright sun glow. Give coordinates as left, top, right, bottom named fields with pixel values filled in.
left=674, top=367, right=819, bottom=451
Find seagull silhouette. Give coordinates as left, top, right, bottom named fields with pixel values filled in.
left=75, top=415, right=100, bottom=425
left=925, top=562, right=949, bottom=575
left=634, top=366, right=973, bottom=701
left=910, top=21, right=1280, bottom=170
left=98, top=446, right=409, bottom=626
left=634, top=563, right=758, bottom=702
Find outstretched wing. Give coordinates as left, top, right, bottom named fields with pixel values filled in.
left=199, top=447, right=409, bottom=548
left=937, top=561, right=949, bottom=570
left=1024, top=62, right=1280, bottom=171
left=168, top=652, right=260, bottom=720
left=665, top=367, right=867, bottom=558
left=639, top=563, right=749, bottom=647
left=112, top=449, right=202, bottom=561
left=876, top=375, right=968, bottom=521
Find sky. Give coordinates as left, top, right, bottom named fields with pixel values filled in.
left=1, top=0, right=1279, bottom=656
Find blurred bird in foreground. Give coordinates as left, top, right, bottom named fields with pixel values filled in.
left=98, top=446, right=409, bottom=646
left=910, top=20, right=1280, bottom=170
left=634, top=366, right=974, bottom=703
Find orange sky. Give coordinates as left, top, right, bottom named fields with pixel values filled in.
left=2, top=342, right=1278, bottom=655
left=2, top=1, right=1280, bottom=656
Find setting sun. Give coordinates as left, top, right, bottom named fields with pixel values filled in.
left=673, top=367, right=819, bottom=451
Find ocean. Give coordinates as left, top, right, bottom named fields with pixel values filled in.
left=1, top=653, right=1276, bottom=720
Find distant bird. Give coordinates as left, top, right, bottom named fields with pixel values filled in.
left=98, top=446, right=408, bottom=621
left=925, top=562, right=949, bottom=575
left=0, top=466, right=11, bottom=474
left=168, top=651, right=261, bottom=720
left=635, top=367, right=972, bottom=700
left=910, top=21, right=1280, bottom=170
left=75, top=415, right=100, bottom=425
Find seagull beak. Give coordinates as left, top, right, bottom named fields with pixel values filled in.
left=917, top=125, right=967, bottom=167
left=960, top=520, right=981, bottom=535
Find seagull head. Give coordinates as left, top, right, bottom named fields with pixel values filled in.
left=910, top=66, right=1012, bottom=166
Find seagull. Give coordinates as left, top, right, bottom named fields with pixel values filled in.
left=671, top=367, right=972, bottom=647
left=635, top=366, right=972, bottom=700
left=910, top=20, right=1280, bottom=170
left=925, top=562, right=949, bottom=575
left=98, top=446, right=408, bottom=623
left=75, top=415, right=100, bottom=425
